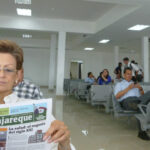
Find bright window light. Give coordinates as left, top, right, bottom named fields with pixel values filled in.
left=16, top=8, right=32, bottom=16
left=128, top=25, right=150, bottom=31
left=15, top=0, right=31, bottom=4
left=99, top=39, right=110, bottom=44
left=84, top=47, right=94, bottom=51
left=22, top=34, right=32, bottom=38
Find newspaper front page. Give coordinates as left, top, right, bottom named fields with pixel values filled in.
left=0, top=99, right=56, bottom=150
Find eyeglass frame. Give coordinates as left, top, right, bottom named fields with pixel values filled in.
left=0, top=68, right=17, bottom=75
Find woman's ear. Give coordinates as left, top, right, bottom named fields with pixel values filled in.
left=14, top=79, right=18, bottom=86
left=17, top=69, right=24, bottom=83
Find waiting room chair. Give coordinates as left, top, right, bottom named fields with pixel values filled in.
left=74, top=82, right=90, bottom=100
left=112, top=94, right=139, bottom=118
left=135, top=103, right=150, bottom=131
left=90, top=85, right=113, bottom=113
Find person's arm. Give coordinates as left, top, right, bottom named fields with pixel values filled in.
left=131, top=63, right=139, bottom=72
left=102, top=74, right=108, bottom=82
left=85, top=78, right=91, bottom=83
left=134, top=84, right=144, bottom=95
left=104, top=76, right=111, bottom=84
left=98, top=78, right=103, bottom=85
left=107, top=76, right=112, bottom=83
left=33, top=87, right=43, bottom=99
left=43, top=120, right=71, bottom=150
left=114, top=68, right=117, bottom=74
left=91, top=75, right=97, bottom=81
left=115, top=83, right=134, bottom=100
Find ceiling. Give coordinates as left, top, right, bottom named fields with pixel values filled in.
left=0, top=0, right=115, bottom=21
left=0, top=0, right=150, bottom=52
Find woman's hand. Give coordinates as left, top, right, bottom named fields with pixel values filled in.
left=43, top=120, right=71, bottom=150
left=102, top=73, right=108, bottom=81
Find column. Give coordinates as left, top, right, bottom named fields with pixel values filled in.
left=56, top=31, right=66, bottom=95
left=142, top=36, right=149, bottom=82
left=114, top=46, right=119, bottom=67
left=48, top=34, right=57, bottom=90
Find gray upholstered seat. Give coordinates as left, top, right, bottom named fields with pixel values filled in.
left=90, top=85, right=113, bottom=113
left=112, top=94, right=139, bottom=118
left=135, top=103, right=150, bottom=131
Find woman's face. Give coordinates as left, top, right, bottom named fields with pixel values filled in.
left=0, top=53, right=20, bottom=93
left=103, top=70, right=108, bottom=77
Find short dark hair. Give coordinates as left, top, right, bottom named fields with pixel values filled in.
left=118, top=62, right=122, bottom=66
left=88, top=72, right=92, bottom=77
left=124, top=67, right=132, bottom=74
left=123, top=57, right=129, bottom=61
left=131, top=60, right=135, bottom=64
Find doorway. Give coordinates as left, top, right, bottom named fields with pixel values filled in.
left=70, top=60, right=83, bottom=79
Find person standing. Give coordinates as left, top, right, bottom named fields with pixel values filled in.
left=114, top=62, right=122, bottom=79
left=123, top=57, right=140, bottom=82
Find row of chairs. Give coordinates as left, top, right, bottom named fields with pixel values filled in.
left=64, top=79, right=113, bottom=112
left=64, top=79, right=150, bottom=131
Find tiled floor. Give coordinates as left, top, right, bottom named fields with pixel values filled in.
left=41, top=87, right=150, bottom=150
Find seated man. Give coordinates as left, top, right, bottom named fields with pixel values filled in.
left=85, top=72, right=96, bottom=84
left=13, top=69, right=43, bottom=99
left=114, top=67, right=150, bottom=140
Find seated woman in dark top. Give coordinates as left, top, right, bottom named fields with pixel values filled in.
left=98, top=69, right=112, bottom=85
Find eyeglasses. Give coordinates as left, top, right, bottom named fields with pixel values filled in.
left=0, top=68, right=17, bottom=75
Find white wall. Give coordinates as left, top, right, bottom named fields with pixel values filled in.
left=23, top=48, right=50, bottom=86
left=22, top=47, right=142, bottom=86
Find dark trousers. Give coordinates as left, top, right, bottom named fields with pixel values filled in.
left=120, top=91, right=150, bottom=111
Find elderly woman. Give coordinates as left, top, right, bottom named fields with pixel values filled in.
left=0, top=40, right=71, bottom=150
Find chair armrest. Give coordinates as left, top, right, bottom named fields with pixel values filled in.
left=90, top=91, right=95, bottom=97
left=138, top=104, right=147, bottom=117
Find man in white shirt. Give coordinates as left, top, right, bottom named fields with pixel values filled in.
left=85, top=72, right=96, bottom=84
left=114, top=67, right=144, bottom=110
left=114, top=67, right=150, bottom=140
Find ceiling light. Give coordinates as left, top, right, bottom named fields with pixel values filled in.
left=22, top=34, right=32, bottom=38
left=99, top=39, right=110, bottom=44
left=128, top=25, right=150, bottom=31
left=16, top=8, right=32, bottom=16
left=15, top=0, right=31, bottom=4
left=84, top=47, right=94, bottom=51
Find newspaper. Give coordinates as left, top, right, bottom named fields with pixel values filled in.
left=0, top=99, right=57, bottom=150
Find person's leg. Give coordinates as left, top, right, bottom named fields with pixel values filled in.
left=121, top=97, right=141, bottom=111
left=139, top=91, right=150, bottom=105
left=137, top=119, right=150, bottom=140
